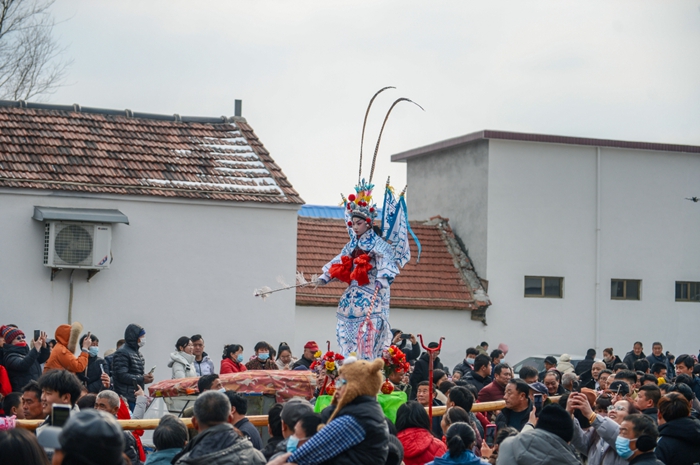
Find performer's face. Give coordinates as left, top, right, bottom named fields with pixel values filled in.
left=351, top=217, right=370, bottom=236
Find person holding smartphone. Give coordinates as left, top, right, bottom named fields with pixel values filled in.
left=1, top=325, right=50, bottom=392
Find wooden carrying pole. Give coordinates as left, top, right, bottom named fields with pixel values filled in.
left=14, top=400, right=521, bottom=431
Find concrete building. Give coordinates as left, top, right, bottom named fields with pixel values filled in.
left=0, top=101, right=302, bottom=383
left=391, top=130, right=700, bottom=363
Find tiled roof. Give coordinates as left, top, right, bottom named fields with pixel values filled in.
left=296, top=216, right=491, bottom=311
left=0, top=102, right=303, bottom=204
left=391, top=129, right=700, bottom=162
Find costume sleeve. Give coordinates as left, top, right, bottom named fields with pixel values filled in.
left=287, top=415, right=366, bottom=465
left=320, top=241, right=354, bottom=281
left=372, top=240, right=399, bottom=287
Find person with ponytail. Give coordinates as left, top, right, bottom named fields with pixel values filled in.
left=220, top=344, right=246, bottom=374
left=427, top=422, right=490, bottom=465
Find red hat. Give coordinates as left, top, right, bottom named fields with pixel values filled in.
left=304, top=341, right=319, bottom=351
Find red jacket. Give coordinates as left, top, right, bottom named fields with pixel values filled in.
left=398, top=427, right=447, bottom=465
left=477, top=381, right=506, bottom=402
left=220, top=358, right=247, bottom=374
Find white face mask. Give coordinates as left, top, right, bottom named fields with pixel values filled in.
left=138, top=337, right=146, bottom=348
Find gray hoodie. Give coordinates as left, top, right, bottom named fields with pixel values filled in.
left=497, top=428, right=581, bottom=465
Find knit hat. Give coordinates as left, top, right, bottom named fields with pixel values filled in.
left=328, top=357, right=384, bottom=422
left=559, top=354, right=571, bottom=363
left=536, top=404, right=574, bottom=443
left=39, top=410, right=125, bottom=465
left=1, top=326, right=24, bottom=345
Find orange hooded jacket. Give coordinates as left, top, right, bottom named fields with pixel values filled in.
left=43, top=325, right=89, bottom=373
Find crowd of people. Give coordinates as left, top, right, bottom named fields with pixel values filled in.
left=1, top=321, right=700, bottom=465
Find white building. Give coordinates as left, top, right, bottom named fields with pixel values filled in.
left=0, top=101, right=303, bottom=383
left=391, top=130, right=700, bottom=363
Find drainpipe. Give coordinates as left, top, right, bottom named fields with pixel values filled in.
left=595, top=147, right=602, bottom=353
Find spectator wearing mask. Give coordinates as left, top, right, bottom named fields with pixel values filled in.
left=489, top=350, right=504, bottom=375
left=245, top=342, right=278, bottom=371
left=146, top=415, right=189, bottom=465
left=37, top=410, right=127, bottom=465
left=409, top=342, right=446, bottom=399
left=276, top=343, right=297, bottom=370
left=0, top=428, right=49, bottom=465
left=464, top=354, right=492, bottom=394
left=36, top=370, right=83, bottom=434
left=497, top=404, right=579, bottom=465
left=496, top=379, right=533, bottom=432
left=95, top=390, right=143, bottom=464
left=623, top=342, right=646, bottom=371
left=427, top=421, right=490, bottom=465
left=655, top=392, right=700, bottom=465
left=220, top=344, right=246, bottom=374
left=78, top=333, right=109, bottom=394
left=262, top=403, right=285, bottom=460
left=112, top=324, right=152, bottom=411
left=269, top=398, right=314, bottom=458
left=538, top=356, right=558, bottom=382
left=1, top=326, right=49, bottom=392
left=287, top=413, right=323, bottom=454
left=292, top=341, right=319, bottom=370
left=396, top=401, right=447, bottom=465
left=43, top=323, right=93, bottom=374
left=172, top=391, right=265, bottom=464
left=169, top=337, right=197, bottom=379
left=634, top=385, right=661, bottom=424
left=391, top=329, right=421, bottom=364
left=21, top=380, right=45, bottom=420
left=569, top=390, right=633, bottom=465
left=224, top=391, right=263, bottom=450
left=190, top=334, right=215, bottom=376
left=454, top=348, right=480, bottom=378
left=478, top=363, right=512, bottom=402
left=603, top=348, right=623, bottom=371
left=3, top=392, right=24, bottom=419
left=617, top=414, right=664, bottom=464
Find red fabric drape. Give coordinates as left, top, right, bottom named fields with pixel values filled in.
left=329, top=255, right=353, bottom=284
left=350, top=254, right=372, bottom=286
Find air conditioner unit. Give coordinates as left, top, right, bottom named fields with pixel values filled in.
left=43, top=222, right=112, bottom=269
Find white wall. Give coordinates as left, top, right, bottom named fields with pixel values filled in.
left=295, top=305, right=478, bottom=371
left=483, top=140, right=700, bottom=364
left=0, top=189, right=299, bottom=384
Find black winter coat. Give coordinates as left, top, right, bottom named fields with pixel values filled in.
left=2, top=343, right=50, bottom=392
left=463, top=370, right=491, bottom=393
left=409, top=352, right=446, bottom=400
left=79, top=355, right=107, bottom=394
left=622, top=351, right=646, bottom=370
left=112, top=324, right=145, bottom=403
left=453, top=359, right=474, bottom=377
left=656, top=416, right=700, bottom=465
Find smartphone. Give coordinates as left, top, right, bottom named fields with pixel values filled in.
left=34, top=330, right=41, bottom=341
left=400, top=334, right=411, bottom=340
left=534, top=393, right=543, bottom=416
left=148, top=365, right=156, bottom=374
left=51, top=404, right=71, bottom=427
left=485, top=423, right=497, bottom=447
left=99, top=364, right=106, bottom=374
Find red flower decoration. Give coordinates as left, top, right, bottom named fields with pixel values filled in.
left=348, top=194, right=356, bottom=201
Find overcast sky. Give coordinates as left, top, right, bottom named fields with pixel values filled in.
left=48, top=1, right=700, bottom=205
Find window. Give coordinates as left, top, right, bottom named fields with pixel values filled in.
left=676, top=281, right=700, bottom=302
left=524, top=276, right=563, bottom=298
left=611, top=279, right=641, bottom=300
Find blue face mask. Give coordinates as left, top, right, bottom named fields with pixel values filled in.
left=258, top=352, right=270, bottom=361
left=88, top=347, right=99, bottom=357
left=615, top=436, right=636, bottom=459
left=286, top=435, right=300, bottom=453
left=466, top=358, right=475, bottom=365
left=237, top=354, right=244, bottom=363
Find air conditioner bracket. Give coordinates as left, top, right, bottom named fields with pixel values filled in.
left=50, top=268, right=62, bottom=281
left=87, top=269, right=100, bottom=282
